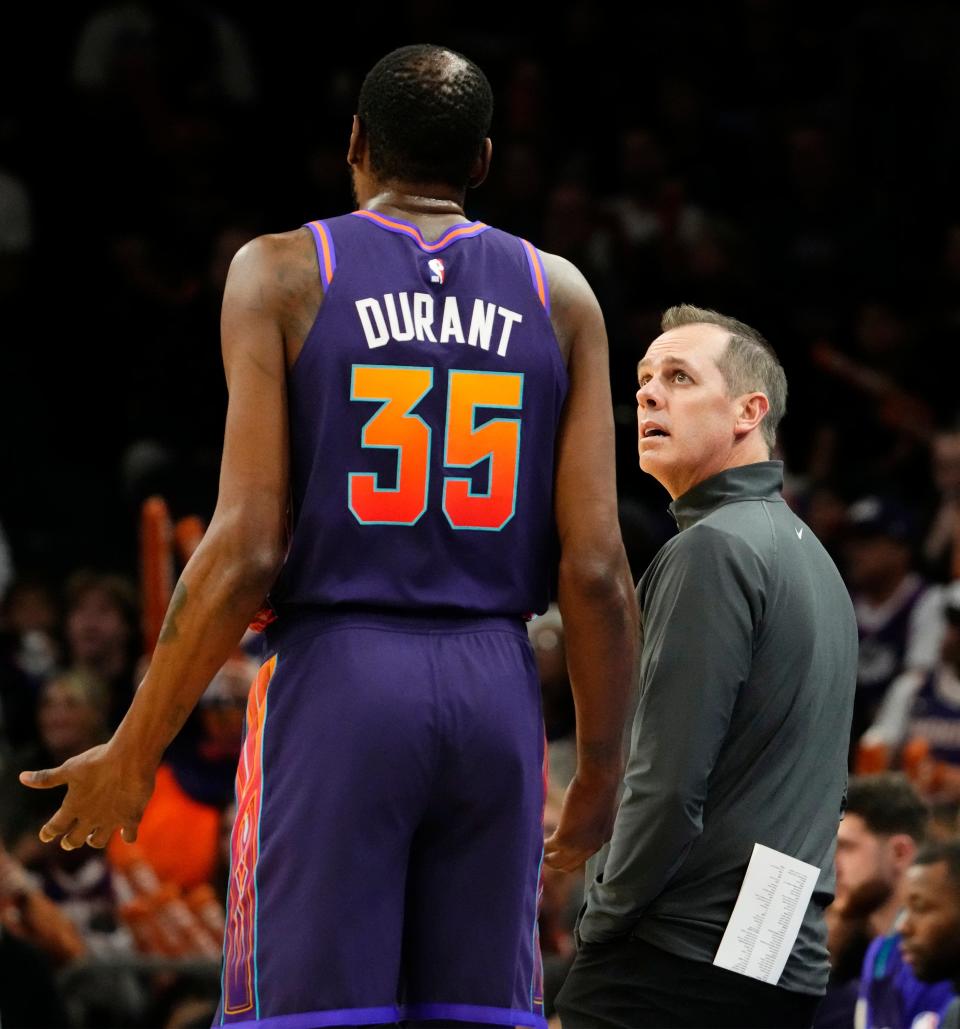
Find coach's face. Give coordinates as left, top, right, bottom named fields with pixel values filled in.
left=636, top=323, right=743, bottom=499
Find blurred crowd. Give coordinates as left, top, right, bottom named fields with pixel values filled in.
left=4, top=1, right=960, bottom=1026
left=0, top=570, right=258, bottom=1026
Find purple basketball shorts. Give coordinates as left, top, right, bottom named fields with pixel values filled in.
left=214, top=608, right=547, bottom=1029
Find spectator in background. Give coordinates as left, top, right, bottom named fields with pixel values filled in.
left=900, top=841, right=960, bottom=1029
left=0, top=845, right=74, bottom=1029
left=816, top=901, right=873, bottom=1028
left=0, top=577, right=61, bottom=759
left=64, top=570, right=141, bottom=729
left=864, top=581, right=960, bottom=806
left=845, top=497, right=943, bottom=753
left=0, top=671, right=122, bottom=960
left=1, top=671, right=111, bottom=862
left=833, top=774, right=954, bottom=1029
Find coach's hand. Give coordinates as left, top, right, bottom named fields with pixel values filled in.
left=19, top=740, right=156, bottom=850
left=544, top=771, right=621, bottom=873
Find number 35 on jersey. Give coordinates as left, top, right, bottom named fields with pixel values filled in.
left=348, top=364, right=523, bottom=532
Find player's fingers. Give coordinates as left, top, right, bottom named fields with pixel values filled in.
left=85, top=827, right=111, bottom=850
left=544, top=842, right=588, bottom=874
left=120, top=823, right=139, bottom=844
left=39, top=813, right=78, bottom=844
left=60, top=824, right=92, bottom=851
left=20, top=765, right=69, bottom=790
left=543, top=840, right=570, bottom=870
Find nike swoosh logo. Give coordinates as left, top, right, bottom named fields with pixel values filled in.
left=795, top=527, right=804, bottom=539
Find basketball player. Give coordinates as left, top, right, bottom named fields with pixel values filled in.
left=20, top=45, right=636, bottom=1029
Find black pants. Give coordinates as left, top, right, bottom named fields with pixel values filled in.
left=554, top=937, right=822, bottom=1029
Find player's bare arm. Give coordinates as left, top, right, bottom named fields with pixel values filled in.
left=541, top=252, right=639, bottom=873
left=19, top=232, right=305, bottom=850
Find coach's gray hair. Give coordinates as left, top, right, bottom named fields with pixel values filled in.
left=660, top=303, right=787, bottom=451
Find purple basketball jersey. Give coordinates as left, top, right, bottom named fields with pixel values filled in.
left=267, top=211, right=568, bottom=618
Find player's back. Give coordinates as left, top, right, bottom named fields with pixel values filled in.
left=267, top=210, right=568, bottom=619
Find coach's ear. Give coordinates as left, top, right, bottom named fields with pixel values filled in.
left=468, top=138, right=492, bottom=190
left=734, top=391, right=769, bottom=441
left=347, top=115, right=366, bottom=168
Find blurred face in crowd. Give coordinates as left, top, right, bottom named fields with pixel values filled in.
left=900, top=861, right=960, bottom=983
left=66, top=586, right=130, bottom=665
left=636, top=323, right=764, bottom=499
left=835, top=814, right=913, bottom=916
left=38, top=677, right=107, bottom=759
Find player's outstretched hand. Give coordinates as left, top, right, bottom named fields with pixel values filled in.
left=543, top=772, right=621, bottom=873
left=19, top=741, right=156, bottom=850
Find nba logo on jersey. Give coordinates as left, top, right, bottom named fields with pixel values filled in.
left=428, top=258, right=445, bottom=284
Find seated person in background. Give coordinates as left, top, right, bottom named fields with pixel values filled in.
left=0, top=840, right=85, bottom=964
left=0, top=671, right=123, bottom=950
left=63, top=570, right=141, bottom=730
left=834, top=774, right=954, bottom=1028
left=0, top=843, right=73, bottom=1029
left=899, top=840, right=960, bottom=1029
left=862, top=581, right=960, bottom=804
left=816, top=901, right=874, bottom=1028
left=0, top=576, right=61, bottom=759
left=1, top=670, right=110, bottom=863
left=845, top=497, right=943, bottom=755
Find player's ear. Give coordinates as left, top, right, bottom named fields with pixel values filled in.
left=347, top=115, right=365, bottom=168
left=468, top=138, right=492, bottom=190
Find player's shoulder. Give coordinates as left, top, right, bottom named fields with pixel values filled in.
left=231, top=227, right=315, bottom=272
left=227, top=227, right=318, bottom=299
left=535, top=249, right=596, bottom=309
left=529, top=248, right=603, bottom=362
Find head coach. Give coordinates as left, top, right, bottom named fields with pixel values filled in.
left=552, top=305, right=859, bottom=1028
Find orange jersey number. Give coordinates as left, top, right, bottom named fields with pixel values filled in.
left=443, top=370, right=523, bottom=531
left=349, top=364, right=523, bottom=531
left=349, top=365, right=433, bottom=525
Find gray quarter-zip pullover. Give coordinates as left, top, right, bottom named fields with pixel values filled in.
left=578, top=460, right=857, bottom=996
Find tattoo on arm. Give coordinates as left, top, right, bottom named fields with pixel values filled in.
left=158, top=582, right=188, bottom=643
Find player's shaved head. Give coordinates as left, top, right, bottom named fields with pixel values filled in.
left=358, top=44, right=493, bottom=191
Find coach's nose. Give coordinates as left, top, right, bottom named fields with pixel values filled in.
left=636, top=379, right=663, bottom=410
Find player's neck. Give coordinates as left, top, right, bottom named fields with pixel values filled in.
left=361, top=186, right=469, bottom=223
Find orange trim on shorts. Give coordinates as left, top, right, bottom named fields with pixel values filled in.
left=222, top=653, right=277, bottom=1017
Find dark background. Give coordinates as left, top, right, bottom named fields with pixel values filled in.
left=2, top=0, right=958, bottom=580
